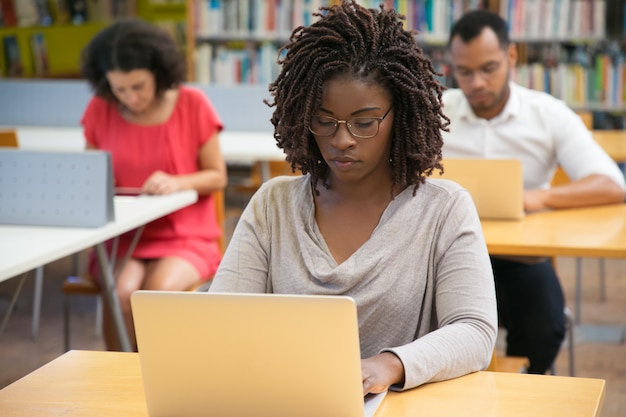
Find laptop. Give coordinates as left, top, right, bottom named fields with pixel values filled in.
left=131, top=291, right=387, bottom=417
left=434, top=158, right=525, bottom=220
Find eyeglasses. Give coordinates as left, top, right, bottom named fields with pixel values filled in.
left=309, top=107, right=393, bottom=139
left=453, top=59, right=504, bottom=82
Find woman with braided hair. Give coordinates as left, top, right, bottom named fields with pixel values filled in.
left=211, top=1, right=497, bottom=393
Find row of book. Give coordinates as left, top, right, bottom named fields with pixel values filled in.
left=500, top=0, right=606, bottom=40
left=0, top=0, right=136, bottom=27
left=193, top=0, right=487, bottom=40
left=194, top=42, right=281, bottom=85
left=512, top=61, right=625, bottom=109
left=428, top=43, right=626, bottom=109
left=193, top=39, right=626, bottom=112
left=2, top=32, right=49, bottom=77
left=193, top=0, right=618, bottom=45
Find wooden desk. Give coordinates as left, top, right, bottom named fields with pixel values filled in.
left=592, top=130, right=626, bottom=163
left=481, top=204, right=626, bottom=259
left=482, top=203, right=626, bottom=325
left=0, top=191, right=198, bottom=351
left=0, top=350, right=605, bottom=417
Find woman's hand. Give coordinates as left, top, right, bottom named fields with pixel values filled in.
left=142, top=170, right=180, bottom=195
left=361, top=352, right=405, bottom=395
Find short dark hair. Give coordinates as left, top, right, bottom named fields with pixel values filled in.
left=81, top=18, right=186, bottom=101
left=267, top=0, right=448, bottom=195
left=448, top=9, right=510, bottom=49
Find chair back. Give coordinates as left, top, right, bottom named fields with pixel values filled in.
left=213, top=189, right=226, bottom=254
left=0, top=129, right=18, bottom=147
left=551, top=166, right=570, bottom=187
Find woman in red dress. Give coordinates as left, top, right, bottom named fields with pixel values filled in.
left=81, top=19, right=227, bottom=350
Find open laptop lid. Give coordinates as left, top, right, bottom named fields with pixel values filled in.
left=435, top=158, right=524, bottom=220
left=131, top=291, right=375, bottom=417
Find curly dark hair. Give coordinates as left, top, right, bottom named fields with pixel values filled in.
left=448, top=9, right=510, bottom=49
left=267, top=0, right=448, bottom=195
left=81, top=18, right=186, bottom=102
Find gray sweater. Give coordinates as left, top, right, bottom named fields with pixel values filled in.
left=211, top=175, right=497, bottom=389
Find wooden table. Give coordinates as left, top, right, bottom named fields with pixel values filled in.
left=482, top=203, right=626, bottom=325
left=0, top=350, right=605, bottom=417
left=481, top=204, right=626, bottom=259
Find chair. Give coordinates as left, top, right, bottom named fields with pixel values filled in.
left=62, top=189, right=226, bottom=351
left=0, top=129, right=19, bottom=147
left=486, top=349, right=529, bottom=373
left=234, top=160, right=300, bottom=194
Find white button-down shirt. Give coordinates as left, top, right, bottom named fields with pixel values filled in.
left=441, top=82, right=626, bottom=191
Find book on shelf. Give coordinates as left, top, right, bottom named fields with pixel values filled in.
left=154, top=20, right=186, bottom=50
left=502, top=0, right=606, bottom=40
left=30, top=31, right=49, bottom=76
left=511, top=42, right=626, bottom=110
left=86, top=0, right=112, bottom=22
left=33, top=0, right=53, bottom=26
left=46, top=0, right=71, bottom=24
left=112, top=0, right=136, bottom=17
left=0, top=0, right=17, bottom=26
left=14, top=0, right=39, bottom=26
left=194, top=40, right=279, bottom=85
left=68, top=0, right=88, bottom=24
left=3, top=34, right=23, bottom=76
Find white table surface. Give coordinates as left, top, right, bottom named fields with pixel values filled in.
left=9, top=126, right=286, bottom=164
left=0, top=190, right=198, bottom=283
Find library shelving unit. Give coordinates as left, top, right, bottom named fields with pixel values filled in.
left=0, top=0, right=185, bottom=79
left=501, top=0, right=626, bottom=117
left=0, top=21, right=108, bottom=78
left=185, top=0, right=497, bottom=84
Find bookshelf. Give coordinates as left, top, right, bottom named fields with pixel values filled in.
left=421, top=0, right=626, bottom=118
left=185, top=0, right=497, bottom=84
left=0, top=0, right=185, bottom=79
left=184, top=0, right=626, bottom=119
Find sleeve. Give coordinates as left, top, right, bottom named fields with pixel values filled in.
left=210, top=181, right=273, bottom=293
left=550, top=101, right=626, bottom=190
left=80, top=97, right=103, bottom=148
left=187, top=87, right=223, bottom=148
left=385, top=190, right=498, bottom=389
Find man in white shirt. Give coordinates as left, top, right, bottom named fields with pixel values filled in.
left=441, top=9, right=626, bottom=374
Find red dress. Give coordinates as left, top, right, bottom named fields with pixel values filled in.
left=81, top=86, right=223, bottom=279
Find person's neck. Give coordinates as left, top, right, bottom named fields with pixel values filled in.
left=322, top=173, right=402, bottom=205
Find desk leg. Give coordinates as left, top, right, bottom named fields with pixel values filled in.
left=95, top=243, right=132, bottom=352
left=575, top=257, right=582, bottom=325
left=31, top=266, right=43, bottom=341
left=0, top=273, right=27, bottom=336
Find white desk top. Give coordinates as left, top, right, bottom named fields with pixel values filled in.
left=0, top=190, right=198, bottom=282
left=10, top=126, right=286, bottom=164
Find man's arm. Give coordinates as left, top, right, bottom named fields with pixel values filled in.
left=524, top=174, right=625, bottom=212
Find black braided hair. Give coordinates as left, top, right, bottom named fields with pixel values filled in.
left=267, top=0, right=449, bottom=195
